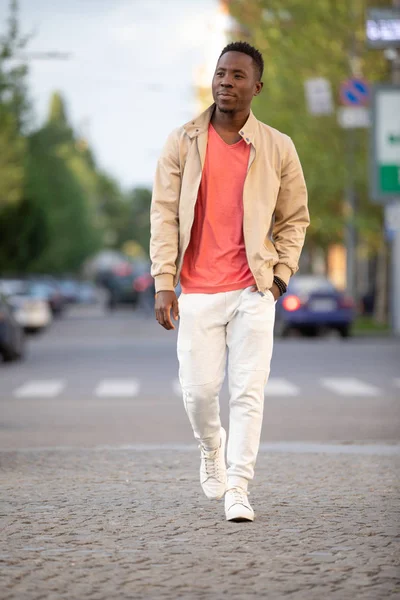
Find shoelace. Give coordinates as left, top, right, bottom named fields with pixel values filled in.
left=227, top=486, right=250, bottom=504
left=199, top=445, right=221, bottom=478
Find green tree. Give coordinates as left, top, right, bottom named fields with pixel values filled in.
left=0, top=1, right=145, bottom=275
left=121, top=187, right=152, bottom=255
left=97, top=172, right=129, bottom=248
left=0, top=108, right=25, bottom=210
left=0, top=92, right=103, bottom=274
left=227, top=0, right=388, bottom=254
left=0, top=0, right=29, bottom=213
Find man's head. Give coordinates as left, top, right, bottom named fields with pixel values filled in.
left=212, top=41, right=264, bottom=114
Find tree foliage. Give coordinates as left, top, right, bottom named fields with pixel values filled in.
left=228, top=0, right=389, bottom=252
left=0, top=1, right=151, bottom=275
left=0, top=0, right=28, bottom=212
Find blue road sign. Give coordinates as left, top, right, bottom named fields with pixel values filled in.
left=340, top=79, right=370, bottom=106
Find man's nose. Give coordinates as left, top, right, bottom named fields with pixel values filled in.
left=221, top=79, right=233, bottom=88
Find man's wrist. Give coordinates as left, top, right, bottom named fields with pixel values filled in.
left=273, top=276, right=287, bottom=296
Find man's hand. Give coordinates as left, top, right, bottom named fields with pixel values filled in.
left=155, top=291, right=179, bottom=330
left=250, top=282, right=280, bottom=301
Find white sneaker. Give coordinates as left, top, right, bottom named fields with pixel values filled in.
left=199, top=427, right=227, bottom=500
left=225, top=486, right=254, bottom=522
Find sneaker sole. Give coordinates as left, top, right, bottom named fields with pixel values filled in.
left=227, top=515, right=254, bottom=522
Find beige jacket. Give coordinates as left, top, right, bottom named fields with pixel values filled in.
left=150, top=104, right=309, bottom=294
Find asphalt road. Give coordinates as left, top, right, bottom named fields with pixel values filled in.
left=0, top=304, right=399, bottom=449
left=1, top=304, right=400, bottom=600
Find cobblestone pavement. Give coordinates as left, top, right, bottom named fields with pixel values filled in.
left=1, top=446, right=399, bottom=599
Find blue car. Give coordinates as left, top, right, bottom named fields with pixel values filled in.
left=274, top=275, right=355, bottom=338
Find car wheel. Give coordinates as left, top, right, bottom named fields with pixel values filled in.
left=107, top=292, right=117, bottom=310
left=274, top=319, right=289, bottom=338
left=25, top=327, right=43, bottom=335
left=2, top=344, right=24, bottom=362
left=338, top=325, right=351, bottom=338
left=307, top=327, right=319, bottom=337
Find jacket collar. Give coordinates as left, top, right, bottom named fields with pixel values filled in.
left=183, top=103, right=259, bottom=146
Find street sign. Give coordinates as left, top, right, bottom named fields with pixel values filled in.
left=340, top=79, right=370, bottom=106
left=337, top=106, right=370, bottom=129
left=366, top=8, right=400, bottom=49
left=370, top=85, right=400, bottom=203
left=304, top=78, right=334, bottom=115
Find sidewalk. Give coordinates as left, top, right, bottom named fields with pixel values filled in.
left=1, top=445, right=399, bottom=599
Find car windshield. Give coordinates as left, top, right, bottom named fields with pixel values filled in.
left=28, top=283, right=51, bottom=298
left=0, top=280, right=26, bottom=296
left=290, top=276, right=336, bottom=294
left=60, top=281, right=78, bottom=290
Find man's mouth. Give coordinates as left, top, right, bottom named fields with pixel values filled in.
left=218, top=93, right=235, bottom=98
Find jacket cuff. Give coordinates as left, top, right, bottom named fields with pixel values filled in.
left=154, top=273, right=175, bottom=293
left=273, top=263, right=293, bottom=287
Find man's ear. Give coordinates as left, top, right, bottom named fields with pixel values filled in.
left=254, top=81, right=263, bottom=96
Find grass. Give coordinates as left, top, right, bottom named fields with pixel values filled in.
left=353, top=315, right=391, bottom=336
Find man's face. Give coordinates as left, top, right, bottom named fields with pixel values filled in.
left=212, top=51, right=262, bottom=114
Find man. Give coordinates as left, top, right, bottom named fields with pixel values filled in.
left=150, top=42, right=309, bottom=522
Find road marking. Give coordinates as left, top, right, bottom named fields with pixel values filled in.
left=321, top=378, right=379, bottom=396
left=14, top=380, right=65, bottom=398
left=173, top=378, right=182, bottom=396
left=95, top=379, right=139, bottom=397
left=265, top=378, right=300, bottom=396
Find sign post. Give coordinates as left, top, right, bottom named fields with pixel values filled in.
left=338, top=78, right=371, bottom=301
left=371, top=85, right=400, bottom=202
left=371, top=84, right=400, bottom=334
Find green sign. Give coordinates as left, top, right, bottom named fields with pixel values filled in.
left=379, top=166, right=400, bottom=193
left=371, top=85, right=400, bottom=203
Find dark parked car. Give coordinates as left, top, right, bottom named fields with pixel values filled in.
left=27, top=280, right=65, bottom=317
left=99, top=260, right=154, bottom=309
left=274, top=275, right=355, bottom=338
left=0, top=293, right=25, bottom=362
left=76, top=281, right=98, bottom=304
left=133, top=265, right=155, bottom=315
left=103, top=263, right=139, bottom=310
left=58, top=279, right=80, bottom=303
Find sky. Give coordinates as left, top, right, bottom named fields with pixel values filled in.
left=0, top=0, right=223, bottom=189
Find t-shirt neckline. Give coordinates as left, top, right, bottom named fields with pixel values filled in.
left=209, top=123, right=244, bottom=148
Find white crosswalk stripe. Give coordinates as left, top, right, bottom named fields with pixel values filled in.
left=321, top=378, right=379, bottom=396
left=265, top=378, right=300, bottom=396
left=95, top=379, right=140, bottom=397
left=14, top=380, right=65, bottom=398
left=6, top=377, right=394, bottom=399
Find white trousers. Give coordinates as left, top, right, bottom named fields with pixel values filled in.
left=177, top=285, right=276, bottom=490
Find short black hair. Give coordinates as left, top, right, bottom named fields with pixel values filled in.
left=219, top=41, right=264, bottom=80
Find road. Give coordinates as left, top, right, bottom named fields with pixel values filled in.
left=0, top=305, right=399, bottom=449
left=1, top=305, right=399, bottom=599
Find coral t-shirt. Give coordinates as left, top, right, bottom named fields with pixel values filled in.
left=180, top=123, right=256, bottom=294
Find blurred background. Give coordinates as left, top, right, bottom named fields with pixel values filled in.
left=0, top=0, right=399, bottom=448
